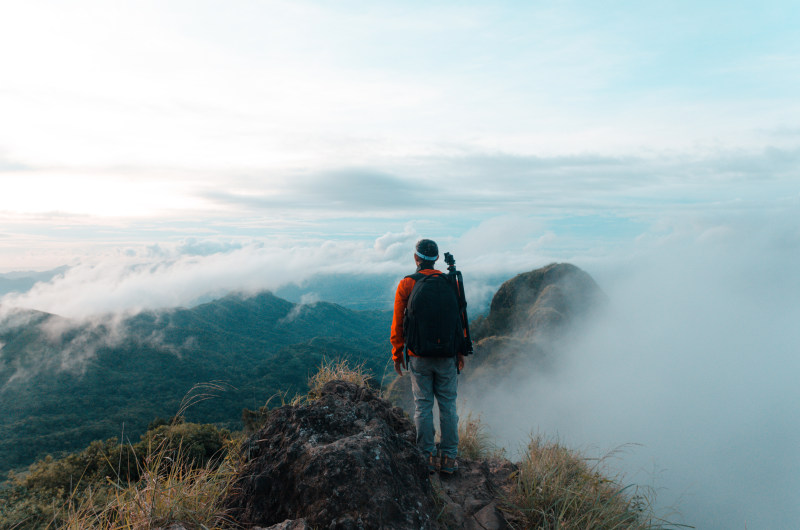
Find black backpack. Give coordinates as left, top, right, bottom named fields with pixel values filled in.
left=403, top=272, right=465, bottom=357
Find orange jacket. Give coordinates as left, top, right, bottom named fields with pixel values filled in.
left=390, top=268, right=444, bottom=362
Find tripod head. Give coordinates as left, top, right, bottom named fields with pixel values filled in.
left=444, top=252, right=456, bottom=274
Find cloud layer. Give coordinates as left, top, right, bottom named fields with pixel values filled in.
left=469, top=213, right=800, bottom=528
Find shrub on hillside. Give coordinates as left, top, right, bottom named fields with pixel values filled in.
left=62, top=435, right=240, bottom=529
left=0, top=421, right=231, bottom=529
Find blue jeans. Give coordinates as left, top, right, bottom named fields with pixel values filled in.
left=408, top=356, right=459, bottom=459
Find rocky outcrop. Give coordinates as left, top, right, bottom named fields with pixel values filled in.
left=471, top=262, right=605, bottom=343
left=225, top=381, right=439, bottom=529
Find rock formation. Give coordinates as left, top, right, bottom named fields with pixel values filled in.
left=225, top=380, right=439, bottom=529
left=431, top=459, right=519, bottom=529
left=470, top=262, right=605, bottom=343
left=224, top=379, right=521, bottom=529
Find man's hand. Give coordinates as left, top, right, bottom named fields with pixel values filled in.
left=394, top=359, right=406, bottom=376
left=457, top=353, right=465, bottom=372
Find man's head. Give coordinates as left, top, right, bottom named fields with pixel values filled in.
left=415, top=239, right=439, bottom=269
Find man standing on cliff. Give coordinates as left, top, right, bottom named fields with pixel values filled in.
left=391, top=238, right=466, bottom=475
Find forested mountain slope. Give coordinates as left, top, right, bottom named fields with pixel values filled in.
left=0, top=291, right=391, bottom=478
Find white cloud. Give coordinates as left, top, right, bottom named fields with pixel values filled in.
left=0, top=238, right=410, bottom=318
left=0, top=215, right=574, bottom=319
left=452, top=216, right=546, bottom=259
left=374, top=224, right=419, bottom=260
left=279, top=291, right=322, bottom=324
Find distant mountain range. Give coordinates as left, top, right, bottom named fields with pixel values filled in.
left=0, top=292, right=391, bottom=479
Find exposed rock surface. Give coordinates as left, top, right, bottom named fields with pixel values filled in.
left=433, top=459, right=519, bottom=530
left=225, top=380, right=439, bottom=529
left=471, top=262, right=605, bottom=343
left=254, top=521, right=311, bottom=530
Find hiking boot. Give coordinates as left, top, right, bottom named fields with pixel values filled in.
left=428, top=452, right=440, bottom=474
left=440, top=455, right=458, bottom=475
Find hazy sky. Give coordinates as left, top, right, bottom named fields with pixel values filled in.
left=1, top=0, right=798, bottom=273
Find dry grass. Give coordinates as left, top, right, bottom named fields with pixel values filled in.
left=458, top=412, right=505, bottom=460
left=242, top=358, right=375, bottom=431
left=59, top=434, right=241, bottom=529
left=506, top=435, right=678, bottom=530
left=306, top=358, right=372, bottom=400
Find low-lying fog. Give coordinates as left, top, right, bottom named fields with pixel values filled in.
left=471, top=221, right=800, bottom=529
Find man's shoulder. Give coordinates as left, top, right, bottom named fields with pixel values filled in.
left=402, top=269, right=444, bottom=282
left=395, top=275, right=416, bottom=293
left=397, top=269, right=445, bottom=289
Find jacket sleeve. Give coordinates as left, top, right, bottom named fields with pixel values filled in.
left=390, top=277, right=415, bottom=362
